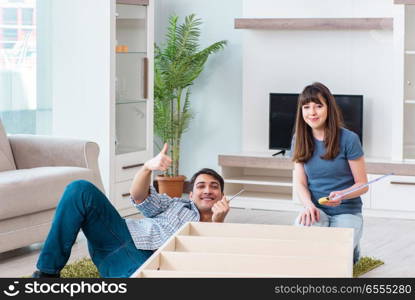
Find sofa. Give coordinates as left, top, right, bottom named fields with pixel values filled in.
left=0, top=120, right=104, bottom=253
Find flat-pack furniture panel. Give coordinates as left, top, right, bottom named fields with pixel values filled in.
left=139, top=270, right=279, bottom=278
left=132, top=222, right=354, bottom=278
left=158, top=252, right=350, bottom=277
left=174, top=236, right=351, bottom=258
left=186, top=222, right=352, bottom=242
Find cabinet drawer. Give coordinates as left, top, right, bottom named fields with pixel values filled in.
left=115, top=153, right=148, bottom=182
left=371, top=175, right=415, bottom=211
left=114, top=180, right=134, bottom=210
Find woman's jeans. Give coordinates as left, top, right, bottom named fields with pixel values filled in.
left=37, top=180, right=153, bottom=278
left=294, top=209, right=363, bottom=264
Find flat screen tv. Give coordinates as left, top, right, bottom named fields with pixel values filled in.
left=269, top=93, right=363, bottom=153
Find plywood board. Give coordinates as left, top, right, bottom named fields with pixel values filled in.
left=234, top=18, right=393, bottom=30
left=175, top=236, right=351, bottom=258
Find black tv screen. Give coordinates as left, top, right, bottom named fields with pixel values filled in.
left=269, top=93, right=363, bottom=151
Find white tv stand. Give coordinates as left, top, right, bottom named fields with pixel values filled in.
left=219, top=153, right=415, bottom=219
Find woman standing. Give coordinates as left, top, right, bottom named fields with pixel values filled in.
left=291, top=82, right=368, bottom=264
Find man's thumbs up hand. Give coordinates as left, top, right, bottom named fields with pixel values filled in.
left=144, top=143, right=172, bottom=172
left=161, top=143, right=168, bottom=155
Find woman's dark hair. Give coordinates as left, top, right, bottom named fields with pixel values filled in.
left=292, top=82, right=344, bottom=163
left=190, top=168, right=224, bottom=193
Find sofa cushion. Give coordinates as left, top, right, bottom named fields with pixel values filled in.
left=0, top=120, right=16, bottom=172
left=0, top=209, right=55, bottom=253
left=0, top=166, right=97, bottom=220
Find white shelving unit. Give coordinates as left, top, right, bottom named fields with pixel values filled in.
left=224, top=175, right=292, bottom=187
left=403, top=4, right=415, bottom=160
left=51, top=0, right=152, bottom=218
left=112, top=0, right=154, bottom=216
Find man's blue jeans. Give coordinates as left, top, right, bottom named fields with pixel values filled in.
left=294, top=209, right=363, bottom=264
left=37, top=180, right=153, bottom=278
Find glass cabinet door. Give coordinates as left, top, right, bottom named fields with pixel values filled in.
left=115, top=2, right=148, bottom=155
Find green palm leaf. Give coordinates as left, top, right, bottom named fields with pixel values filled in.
left=154, top=14, right=226, bottom=176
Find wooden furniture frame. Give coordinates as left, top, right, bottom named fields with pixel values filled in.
left=131, top=222, right=354, bottom=278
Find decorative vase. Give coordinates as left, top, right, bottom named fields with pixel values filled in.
left=156, top=175, right=186, bottom=198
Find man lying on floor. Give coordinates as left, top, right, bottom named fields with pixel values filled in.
left=32, top=144, right=230, bottom=278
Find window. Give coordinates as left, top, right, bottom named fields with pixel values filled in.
left=0, top=0, right=51, bottom=135
left=2, top=28, right=17, bottom=48
left=2, top=7, right=17, bottom=24
left=3, top=28, right=17, bottom=38
left=22, top=8, right=33, bottom=25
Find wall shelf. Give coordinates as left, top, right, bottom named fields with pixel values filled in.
left=117, top=0, right=148, bottom=5
left=113, top=0, right=153, bottom=216
left=220, top=154, right=415, bottom=176
left=395, top=0, right=415, bottom=5
left=116, top=51, right=147, bottom=54
left=234, top=18, right=393, bottom=30
left=405, top=100, right=415, bottom=104
left=406, top=50, right=415, bottom=55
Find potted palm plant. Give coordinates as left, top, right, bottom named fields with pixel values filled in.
left=154, top=14, right=227, bottom=197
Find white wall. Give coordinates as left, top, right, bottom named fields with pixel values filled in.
left=155, top=0, right=243, bottom=178
left=242, top=0, right=394, bottom=160
left=51, top=0, right=112, bottom=192
left=37, top=0, right=53, bottom=134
